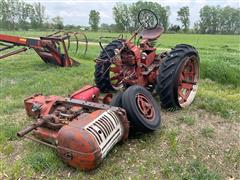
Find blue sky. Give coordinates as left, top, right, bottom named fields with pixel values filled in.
left=23, top=0, right=239, bottom=27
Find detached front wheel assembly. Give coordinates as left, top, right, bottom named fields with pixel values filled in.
left=121, top=85, right=161, bottom=133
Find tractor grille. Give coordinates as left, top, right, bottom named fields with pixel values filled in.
left=84, top=110, right=123, bottom=158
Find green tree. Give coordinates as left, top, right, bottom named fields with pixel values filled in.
left=198, top=5, right=240, bottom=34
left=177, top=6, right=190, bottom=32
left=30, top=2, right=46, bottom=29
left=113, top=3, right=131, bottom=32
left=113, top=1, right=170, bottom=32
left=0, top=0, right=21, bottom=29
left=18, top=1, right=32, bottom=30
left=219, top=6, right=240, bottom=34
left=89, top=10, right=100, bottom=31
left=52, top=16, right=64, bottom=30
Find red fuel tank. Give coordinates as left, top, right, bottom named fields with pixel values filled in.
left=70, top=85, right=100, bottom=102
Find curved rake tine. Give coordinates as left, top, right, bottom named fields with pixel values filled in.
left=78, top=31, right=88, bottom=57
left=74, top=33, right=79, bottom=55
left=47, top=30, right=63, bottom=37
left=65, top=32, right=71, bottom=50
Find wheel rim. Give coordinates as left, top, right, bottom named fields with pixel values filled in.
left=109, top=64, right=124, bottom=90
left=177, top=55, right=199, bottom=108
left=135, top=93, right=155, bottom=120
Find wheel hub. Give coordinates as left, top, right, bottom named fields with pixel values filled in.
left=178, top=56, right=199, bottom=107
left=135, top=93, right=155, bottom=120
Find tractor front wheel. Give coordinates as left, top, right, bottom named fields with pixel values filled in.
left=94, top=40, right=123, bottom=92
left=157, top=44, right=200, bottom=109
left=122, top=85, right=161, bottom=133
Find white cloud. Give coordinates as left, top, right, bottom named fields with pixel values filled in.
left=23, top=0, right=240, bottom=26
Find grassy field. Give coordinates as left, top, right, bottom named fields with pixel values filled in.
left=0, top=31, right=239, bottom=179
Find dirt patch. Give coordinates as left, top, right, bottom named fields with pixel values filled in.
left=161, top=109, right=240, bottom=178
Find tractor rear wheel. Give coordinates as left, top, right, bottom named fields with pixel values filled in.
left=122, top=85, right=161, bottom=133
left=157, top=44, right=200, bottom=109
left=94, top=40, right=123, bottom=92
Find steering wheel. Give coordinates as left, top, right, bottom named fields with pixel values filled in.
left=138, top=9, right=158, bottom=30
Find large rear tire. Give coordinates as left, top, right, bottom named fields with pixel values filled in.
left=94, top=40, right=123, bottom=92
left=157, top=44, right=200, bottom=109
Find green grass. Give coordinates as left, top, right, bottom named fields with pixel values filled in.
left=0, top=31, right=239, bottom=179
left=1, top=31, right=239, bottom=86
left=178, top=116, right=196, bottom=126
left=201, top=127, right=214, bottom=138
left=162, top=160, right=220, bottom=180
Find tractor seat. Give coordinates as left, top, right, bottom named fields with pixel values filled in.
left=139, top=26, right=164, bottom=40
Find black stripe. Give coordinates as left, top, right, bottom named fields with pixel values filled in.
left=87, top=127, right=101, bottom=144
left=102, top=129, right=120, bottom=151
left=95, top=119, right=109, bottom=136
left=99, top=118, right=111, bottom=135
left=106, top=114, right=116, bottom=129
left=102, top=132, right=120, bottom=154
left=94, top=122, right=107, bottom=138
left=89, top=126, right=102, bottom=143
left=108, top=112, right=119, bottom=125
left=102, top=116, right=114, bottom=131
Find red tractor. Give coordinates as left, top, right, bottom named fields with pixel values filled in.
left=17, top=85, right=161, bottom=170
left=95, top=9, right=200, bottom=109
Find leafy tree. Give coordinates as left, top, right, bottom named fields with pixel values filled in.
left=0, top=0, right=21, bottom=29
left=113, top=3, right=130, bottom=32
left=113, top=1, right=170, bottom=32
left=219, top=6, right=240, bottom=34
left=29, top=2, right=46, bottom=29
left=169, top=24, right=180, bottom=32
left=18, top=1, right=32, bottom=30
left=89, top=10, right=100, bottom=31
left=198, top=5, right=239, bottom=34
left=177, top=6, right=190, bottom=32
left=0, top=0, right=47, bottom=30
left=52, top=16, right=64, bottom=30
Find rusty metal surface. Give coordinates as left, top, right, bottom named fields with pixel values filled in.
left=70, top=85, right=100, bottom=102
left=0, top=31, right=88, bottom=67
left=18, top=86, right=130, bottom=170
left=139, top=26, right=164, bottom=40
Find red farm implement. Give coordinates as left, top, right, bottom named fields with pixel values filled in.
left=95, top=9, right=200, bottom=109
left=0, top=31, right=88, bottom=67
left=17, top=85, right=161, bottom=170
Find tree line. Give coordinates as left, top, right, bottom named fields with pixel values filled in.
left=194, top=6, right=240, bottom=34
left=0, top=0, right=64, bottom=30
left=0, top=0, right=239, bottom=34
left=111, top=2, right=239, bottom=34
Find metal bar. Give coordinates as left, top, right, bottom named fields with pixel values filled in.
left=40, top=35, right=69, bottom=41
left=25, top=135, right=57, bottom=149
left=0, top=44, right=15, bottom=51
left=0, top=42, right=13, bottom=46
left=64, top=98, right=119, bottom=111
left=24, top=135, right=101, bottom=156
left=0, top=47, right=28, bottom=59
left=0, top=34, right=27, bottom=46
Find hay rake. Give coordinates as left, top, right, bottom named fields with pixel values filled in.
left=0, top=31, right=88, bottom=67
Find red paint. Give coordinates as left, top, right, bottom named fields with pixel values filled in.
left=70, top=85, right=100, bottom=102
left=108, top=26, right=164, bottom=89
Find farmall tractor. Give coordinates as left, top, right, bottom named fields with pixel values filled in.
left=17, top=85, right=161, bottom=170
left=95, top=9, right=200, bottom=109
